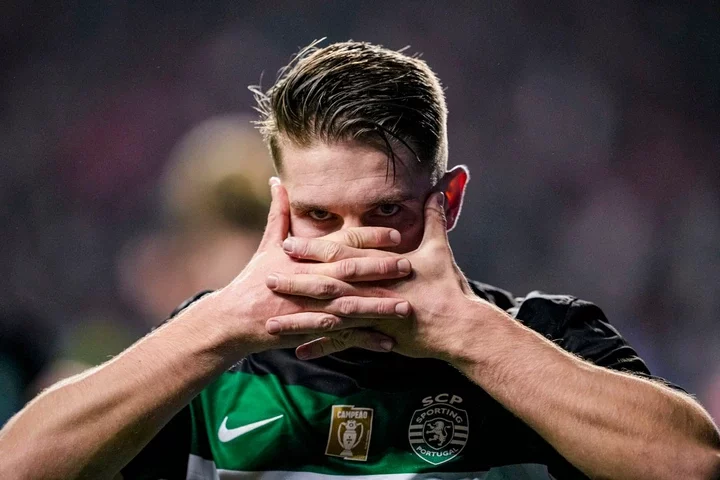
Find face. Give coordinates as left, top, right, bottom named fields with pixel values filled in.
left=278, top=139, right=435, bottom=253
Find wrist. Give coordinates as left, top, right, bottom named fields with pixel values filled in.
left=172, top=290, right=252, bottom=367
left=444, top=296, right=515, bottom=373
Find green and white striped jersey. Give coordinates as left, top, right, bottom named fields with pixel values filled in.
left=122, top=282, right=662, bottom=480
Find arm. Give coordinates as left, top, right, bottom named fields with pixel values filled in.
left=267, top=192, right=720, bottom=480
left=0, top=184, right=412, bottom=480
left=0, top=294, right=234, bottom=480
left=451, top=299, right=720, bottom=480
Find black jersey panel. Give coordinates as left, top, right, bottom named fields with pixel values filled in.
left=235, top=347, right=453, bottom=396
left=468, top=280, right=518, bottom=311
left=556, top=298, right=650, bottom=373
left=120, top=403, right=191, bottom=480
left=168, top=290, right=214, bottom=319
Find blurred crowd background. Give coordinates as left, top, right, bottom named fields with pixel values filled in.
left=1, top=1, right=719, bottom=423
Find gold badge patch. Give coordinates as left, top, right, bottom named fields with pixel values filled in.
left=325, top=405, right=374, bottom=462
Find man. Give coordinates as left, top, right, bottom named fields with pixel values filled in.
left=1, top=41, right=718, bottom=480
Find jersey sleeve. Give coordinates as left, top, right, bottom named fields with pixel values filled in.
left=555, top=298, right=650, bottom=374
left=515, top=293, right=685, bottom=391
left=121, top=290, right=215, bottom=479
left=546, top=297, right=688, bottom=393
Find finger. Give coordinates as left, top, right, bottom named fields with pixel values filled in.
left=304, top=296, right=411, bottom=318
left=321, top=227, right=401, bottom=249
left=265, top=312, right=375, bottom=335
left=266, top=274, right=357, bottom=299
left=259, top=183, right=290, bottom=249
left=420, top=192, right=448, bottom=248
left=283, top=237, right=398, bottom=261
left=295, top=330, right=395, bottom=360
left=305, top=256, right=412, bottom=282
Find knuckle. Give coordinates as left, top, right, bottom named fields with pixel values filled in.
left=335, top=329, right=354, bottom=344
left=338, top=297, right=358, bottom=315
left=324, top=242, right=343, bottom=262
left=377, top=300, right=393, bottom=315
left=339, top=259, right=358, bottom=279
left=317, top=315, right=338, bottom=331
left=344, top=229, right=363, bottom=248
left=318, top=282, right=338, bottom=298
left=377, top=259, right=392, bottom=275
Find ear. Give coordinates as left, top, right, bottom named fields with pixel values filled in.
left=434, top=165, right=469, bottom=231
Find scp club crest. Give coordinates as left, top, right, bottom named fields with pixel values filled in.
left=408, top=394, right=469, bottom=465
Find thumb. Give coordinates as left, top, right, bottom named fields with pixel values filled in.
left=259, top=181, right=290, bottom=249
left=419, top=192, right=448, bottom=249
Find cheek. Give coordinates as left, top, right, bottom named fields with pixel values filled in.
left=390, top=218, right=425, bottom=253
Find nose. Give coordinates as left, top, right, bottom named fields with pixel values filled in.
left=340, top=216, right=364, bottom=229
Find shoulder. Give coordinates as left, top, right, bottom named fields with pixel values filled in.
left=469, top=280, right=587, bottom=336
left=469, top=280, right=652, bottom=374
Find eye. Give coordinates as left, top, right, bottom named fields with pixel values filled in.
left=308, top=209, right=333, bottom=221
left=376, top=204, right=401, bottom=217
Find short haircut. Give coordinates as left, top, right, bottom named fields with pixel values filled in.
left=251, top=40, right=448, bottom=183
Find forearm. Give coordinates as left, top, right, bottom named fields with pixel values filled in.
left=452, top=303, right=720, bottom=480
left=0, top=292, right=238, bottom=480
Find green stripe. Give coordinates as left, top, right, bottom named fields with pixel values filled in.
left=193, top=371, right=472, bottom=474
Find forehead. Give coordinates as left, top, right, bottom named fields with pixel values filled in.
left=278, top=139, right=432, bottom=207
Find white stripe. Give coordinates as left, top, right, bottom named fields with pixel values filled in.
left=408, top=425, right=423, bottom=430
left=454, top=433, right=468, bottom=439
left=187, top=454, right=219, bottom=480
left=455, top=426, right=468, bottom=431
left=187, top=455, right=555, bottom=480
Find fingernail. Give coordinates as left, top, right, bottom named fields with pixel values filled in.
left=266, top=319, right=280, bottom=334
left=436, top=192, right=445, bottom=207
left=395, top=301, right=410, bottom=316
left=266, top=274, right=279, bottom=290
left=296, top=347, right=311, bottom=360
left=397, top=258, right=411, bottom=274
left=380, top=339, right=394, bottom=352
left=282, top=238, right=294, bottom=254
left=389, top=230, right=401, bottom=244
left=268, top=177, right=280, bottom=187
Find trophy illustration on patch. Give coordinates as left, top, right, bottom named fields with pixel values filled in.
left=325, top=405, right=374, bottom=461
left=338, top=419, right=363, bottom=457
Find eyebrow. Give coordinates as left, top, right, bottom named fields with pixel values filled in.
left=290, top=192, right=418, bottom=213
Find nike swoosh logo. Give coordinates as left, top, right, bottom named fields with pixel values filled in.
left=218, top=414, right=284, bottom=443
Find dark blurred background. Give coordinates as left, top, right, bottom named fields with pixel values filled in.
left=1, top=1, right=719, bottom=422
